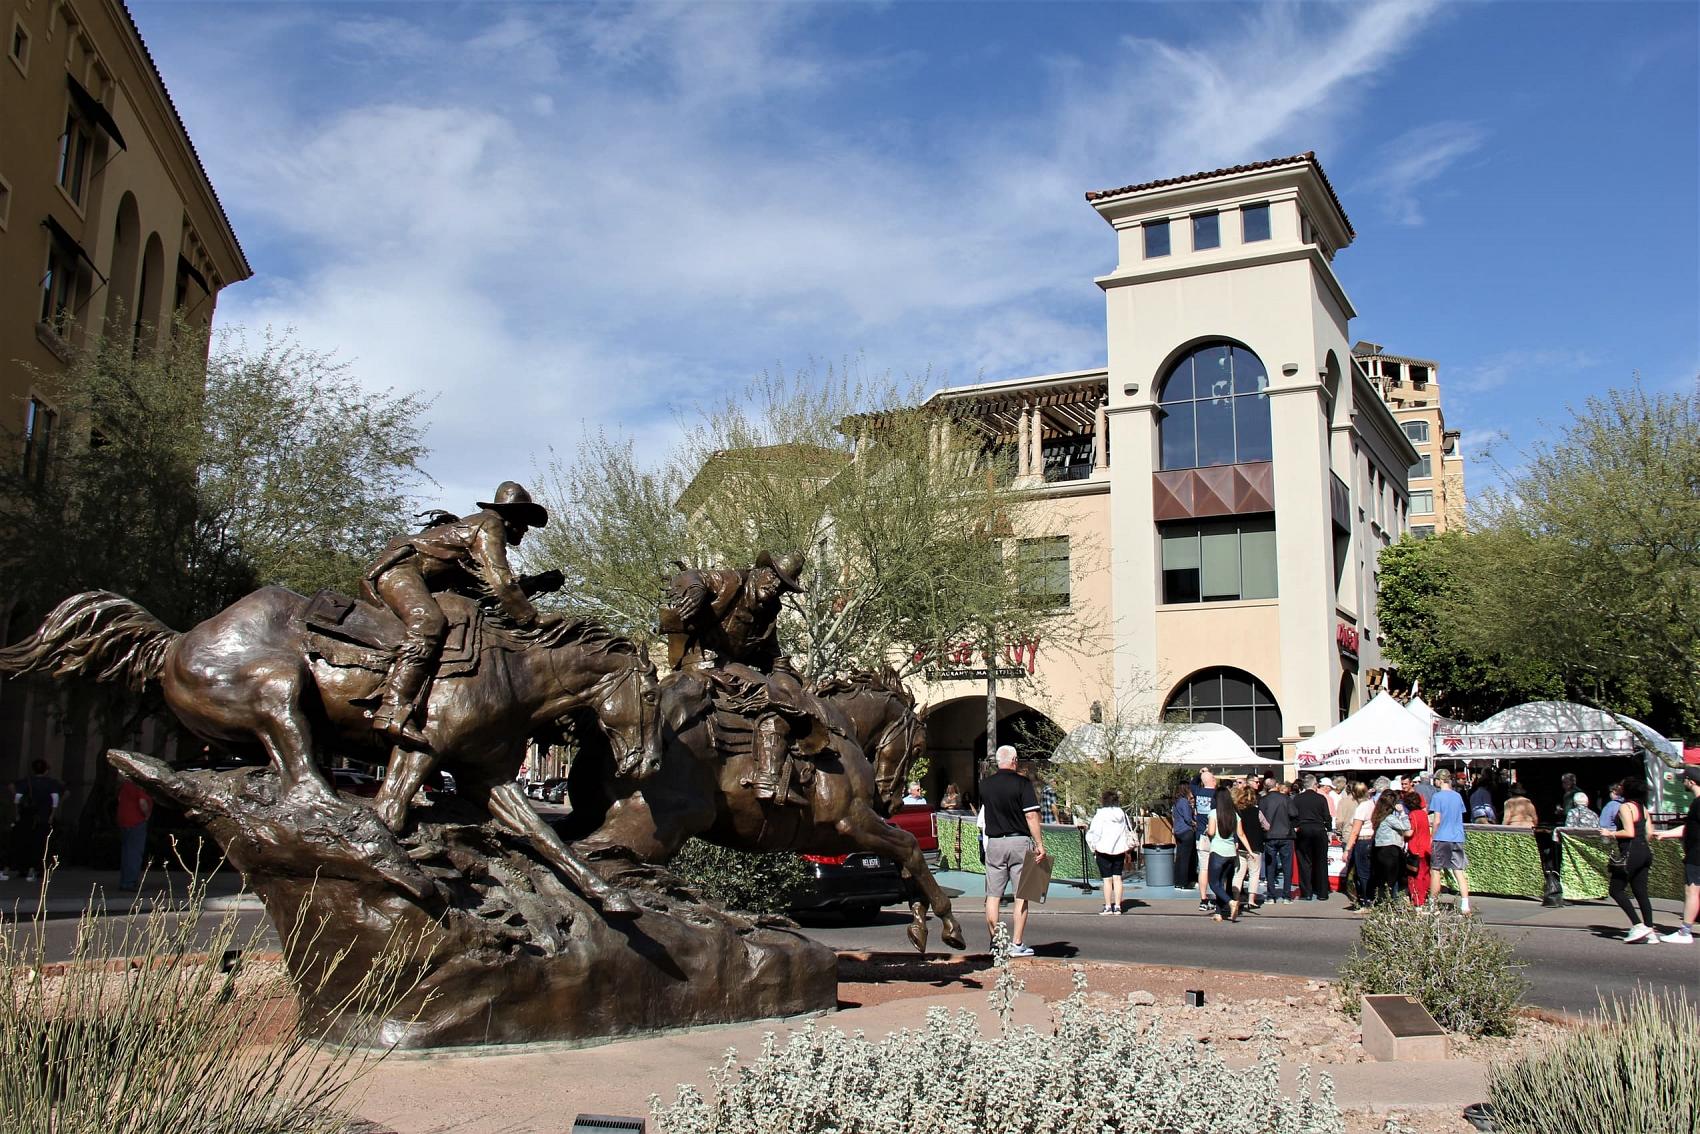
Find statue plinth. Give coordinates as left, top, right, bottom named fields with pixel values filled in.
left=112, top=751, right=837, bottom=1049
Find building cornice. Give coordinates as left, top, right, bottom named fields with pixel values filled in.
left=1093, top=244, right=1357, bottom=321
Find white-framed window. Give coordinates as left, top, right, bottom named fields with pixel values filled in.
left=1241, top=202, right=1271, bottom=242
left=21, top=395, right=57, bottom=485
left=9, top=15, right=29, bottom=75
left=1016, top=536, right=1071, bottom=608
left=1143, top=218, right=1171, bottom=258
left=1410, top=490, right=1434, bottom=515
left=1402, top=420, right=1430, bottom=444
left=1410, top=454, right=1432, bottom=480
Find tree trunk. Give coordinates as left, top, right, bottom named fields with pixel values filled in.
left=984, top=649, right=998, bottom=764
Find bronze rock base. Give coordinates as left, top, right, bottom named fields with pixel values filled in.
left=110, top=750, right=838, bottom=1050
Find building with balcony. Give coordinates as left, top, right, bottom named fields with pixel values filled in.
left=1352, top=342, right=1466, bottom=534
left=911, top=154, right=1421, bottom=794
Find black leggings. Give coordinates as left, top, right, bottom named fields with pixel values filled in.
left=1610, top=846, right=1653, bottom=927
left=1371, top=845, right=1408, bottom=904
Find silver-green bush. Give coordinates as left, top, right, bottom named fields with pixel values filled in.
left=1336, top=898, right=1526, bottom=1037
left=1489, top=990, right=1699, bottom=1134
left=651, top=929, right=1344, bottom=1134
left=668, top=839, right=813, bottom=914
left=0, top=869, right=421, bottom=1133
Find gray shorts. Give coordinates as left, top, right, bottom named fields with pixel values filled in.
left=985, top=835, right=1033, bottom=899
left=1431, top=840, right=1468, bottom=871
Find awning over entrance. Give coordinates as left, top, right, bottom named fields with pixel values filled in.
left=1054, top=722, right=1282, bottom=767
left=1435, top=701, right=1678, bottom=761
left=1295, top=691, right=1430, bottom=771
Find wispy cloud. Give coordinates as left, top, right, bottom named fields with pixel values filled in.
left=150, top=0, right=1442, bottom=507
left=1359, top=120, right=1488, bottom=225
left=1447, top=347, right=1600, bottom=398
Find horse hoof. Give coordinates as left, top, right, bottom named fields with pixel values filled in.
left=907, top=920, right=927, bottom=953
left=941, top=920, right=967, bottom=952
left=599, top=890, right=639, bottom=917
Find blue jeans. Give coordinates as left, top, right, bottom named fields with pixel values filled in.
left=1208, top=853, right=1237, bottom=913
left=1263, top=839, right=1292, bottom=900
left=119, top=822, right=148, bottom=889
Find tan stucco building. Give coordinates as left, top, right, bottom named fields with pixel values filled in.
left=1, top=0, right=249, bottom=478
left=913, top=154, right=1429, bottom=794
left=1352, top=342, right=1466, bottom=535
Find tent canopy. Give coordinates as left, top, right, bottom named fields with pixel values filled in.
left=1054, top=722, right=1281, bottom=767
left=1295, top=691, right=1430, bottom=772
left=1436, top=700, right=1676, bottom=760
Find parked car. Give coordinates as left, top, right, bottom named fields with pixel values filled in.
left=543, top=778, right=571, bottom=804
left=789, top=851, right=904, bottom=924
left=888, top=803, right=937, bottom=853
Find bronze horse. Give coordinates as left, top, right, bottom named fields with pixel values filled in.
left=0, top=589, right=660, bottom=914
left=569, top=669, right=966, bottom=952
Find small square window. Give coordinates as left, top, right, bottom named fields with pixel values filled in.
left=1410, top=524, right=1435, bottom=539
left=1401, top=421, right=1430, bottom=444
left=9, top=18, right=28, bottom=74
left=1242, top=202, right=1271, bottom=242
left=1192, top=212, right=1219, bottom=251
left=1143, top=219, right=1171, bottom=258
left=1410, top=489, right=1434, bottom=514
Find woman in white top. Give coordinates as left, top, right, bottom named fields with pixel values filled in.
left=1086, top=790, right=1135, bottom=915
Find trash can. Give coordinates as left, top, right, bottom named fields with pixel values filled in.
left=1142, top=846, right=1175, bottom=889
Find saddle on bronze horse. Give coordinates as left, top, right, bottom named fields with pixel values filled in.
left=300, top=590, right=493, bottom=680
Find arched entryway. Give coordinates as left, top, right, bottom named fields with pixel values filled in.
left=1164, top=667, right=1283, bottom=763
left=920, top=695, right=1060, bottom=806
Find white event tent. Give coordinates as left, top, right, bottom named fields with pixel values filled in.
left=1054, top=722, right=1282, bottom=768
left=1295, top=691, right=1431, bottom=773
left=1435, top=701, right=1678, bottom=761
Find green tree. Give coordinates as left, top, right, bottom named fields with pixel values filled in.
left=1377, top=383, right=1700, bottom=734
left=0, top=317, right=432, bottom=628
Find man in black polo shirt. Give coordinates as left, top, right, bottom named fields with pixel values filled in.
left=978, top=744, right=1048, bottom=956
left=1292, top=774, right=1333, bottom=901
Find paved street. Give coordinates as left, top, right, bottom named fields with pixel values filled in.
left=795, top=894, right=1698, bottom=1015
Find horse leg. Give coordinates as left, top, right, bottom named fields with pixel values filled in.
left=251, top=664, right=339, bottom=805
left=483, top=780, right=638, bottom=916
left=836, top=799, right=965, bottom=953
left=374, top=747, right=435, bottom=831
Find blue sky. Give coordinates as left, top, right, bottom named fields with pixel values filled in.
left=133, top=1, right=1698, bottom=508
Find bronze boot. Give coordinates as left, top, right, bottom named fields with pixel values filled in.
left=372, top=646, right=433, bottom=750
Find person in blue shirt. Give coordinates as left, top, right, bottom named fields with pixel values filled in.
left=1171, top=784, right=1198, bottom=891
left=1427, top=768, right=1472, bottom=914
left=1599, top=782, right=1624, bottom=833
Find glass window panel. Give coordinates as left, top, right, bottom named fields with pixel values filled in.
left=1242, top=203, right=1271, bottom=242
left=1192, top=212, right=1220, bottom=250
left=1254, top=706, right=1282, bottom=747
left=1240, top=522, right=1278, bottom=599
left=1219, top=671, right=1254, bottom=705
left=1410, top=454, right=1432, bottom=479
left=1410, top=490, right=1434, bottom=514
left=1200, top=525, right=1240, bottom=601
left=1161, top=527, right=1200, bottom=604
left=1195, top=345, right=1233, bottom=399
left=1234, top=392, right=1272, bottom=463
left=1222, top=708, right=1255, bottom=749
left=1191, top=707, right=1223, bottom=728
left=1158, top=402, right=1195, bottom=471
left=1144, top=220, right=1170, bottom=258
left=1230, top=347, right=1269, bottom=394
left=1159, top=354, right=1194, bottom=403
left=1194, top=397, right=1236, bottom=467
left=1402, top=421, right=1430, bottom=443
left=1251, top=681, right=1276, bottom=708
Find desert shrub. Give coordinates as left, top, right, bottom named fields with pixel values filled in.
left=1488, top=989, right=1699, bottom=1134
left=668, top=839, right=812, bottom=914
left=0, top=869, right=422, bottom=1133
left=1336, top=898, right=1526, bottom=1037
left=651, top=928, right=1344, bottom=1134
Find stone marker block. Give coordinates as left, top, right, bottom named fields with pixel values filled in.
left=1361, top=994, right=1451, bottom=1062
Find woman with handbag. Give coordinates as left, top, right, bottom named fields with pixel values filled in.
left=1368, top=791, right=1412, bottom=904
left=1608, top=777, right=1658, bottom=942
left=1086, top=790, right=1135, bottom=915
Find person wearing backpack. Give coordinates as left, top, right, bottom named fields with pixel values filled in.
left=9, top=760, right=63, bottom=882
left=1086, top=790, right=1135, bottom=915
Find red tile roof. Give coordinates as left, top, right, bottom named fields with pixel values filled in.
left=1085, top=151, right=1353, bottom=238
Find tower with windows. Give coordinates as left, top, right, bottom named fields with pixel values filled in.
left=1087, top=154, right=1418, bottom=756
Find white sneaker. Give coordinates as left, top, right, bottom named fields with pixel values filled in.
left=1623, top=923, right=1654, bottom=943
left=1657, top=928, right=1693, bottom=944
left=1008, top=942, right=1035, bottom=957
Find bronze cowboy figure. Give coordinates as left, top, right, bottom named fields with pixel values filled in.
left=662, top=552, right=818, bottom=804
left=363, top=481, right=558, bottom=749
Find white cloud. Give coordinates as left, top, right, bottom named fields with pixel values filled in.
left=1360, top=121, right=1488, bottom=225
left=171, top=0, right=1441, bottom=507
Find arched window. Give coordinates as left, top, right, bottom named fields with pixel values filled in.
left=1157, top=342, right=1272, bottom=470
left=1165, top=667, right=1282, bottom=762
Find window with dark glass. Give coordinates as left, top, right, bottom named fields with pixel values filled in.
left=39, top=242, right=78, bottom=332
left=1410, top=454, right=1432, bottom=480
left=1192, top=212, right=1219, bottom=250
left=1409, top=365, right=1430, bottom=385
left=1143, top=219, right=1170, bottom=258
left=1382, top=361, right=1402, bottom=383
left=56, top=110, right=92, bottom=205
left=1161, top=517, right=1277, bottom=604
left=1017, top=536, right=1070, bottom=607
left=1411, top=524, right=1435, bottom=539
left=1241, top=202, right=1270, bottom=242
left=1041, top=434, right=1092, bottom=482
left=1156, top=342, right=1272, bottom=470
left=21, top=396, right=56, bottom=484
left=1410, top=490, right=1434, bottom=514
left=1402, top=420, right=1430, bottom=444
left=1165, top=667, right=1282, bottom=761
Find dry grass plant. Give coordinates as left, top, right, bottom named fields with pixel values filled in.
left=1335, top=897, right=1526, bottom=1038
left=1488, top=989, right=1699, bottom=1134
left=0, top=863, right=427, bottom=1133
left=651, top=925, right=1345, bottom=1134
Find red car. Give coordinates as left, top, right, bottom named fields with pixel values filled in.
left=888, top=803, right=936, bottom=853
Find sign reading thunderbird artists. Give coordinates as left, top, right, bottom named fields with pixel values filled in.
left=920, top=639, right=1039, bottom=682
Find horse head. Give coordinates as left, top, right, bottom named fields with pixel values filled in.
left=536, top=619, right=663, bottom=782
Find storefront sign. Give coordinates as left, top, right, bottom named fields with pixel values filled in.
left=917, top=638, right=1039, bottom=680
left=928, top=666, right=1030, bottom=682
left=1297, top=742, right=1425, bottom=770
left=1437, top=730, right=1637, bottom=758
left=1336, top=622, right=1360, bottom=659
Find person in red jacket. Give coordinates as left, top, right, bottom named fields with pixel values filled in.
left=1403, top=787, right=1432, bottom=907
left=116, top=774, right=153, bottom=891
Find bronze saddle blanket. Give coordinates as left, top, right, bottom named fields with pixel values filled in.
left=300, top=590, right=494, bottom=678
left=702, top=662, right=853, bottom=768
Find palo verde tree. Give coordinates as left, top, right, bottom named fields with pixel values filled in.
left=1377, top=381, right=1700, bottom=735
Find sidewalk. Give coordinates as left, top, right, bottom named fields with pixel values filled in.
left=0, top=866, right=255, bottom=919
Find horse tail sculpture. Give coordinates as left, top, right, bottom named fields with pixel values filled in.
left=0, top=591, right=179, bottom=692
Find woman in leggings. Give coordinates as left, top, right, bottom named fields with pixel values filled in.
left=1608, top=777, right=1656, bottom=942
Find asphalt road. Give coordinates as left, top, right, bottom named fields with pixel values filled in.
left=794, top=896, right=1700, bottom=1015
